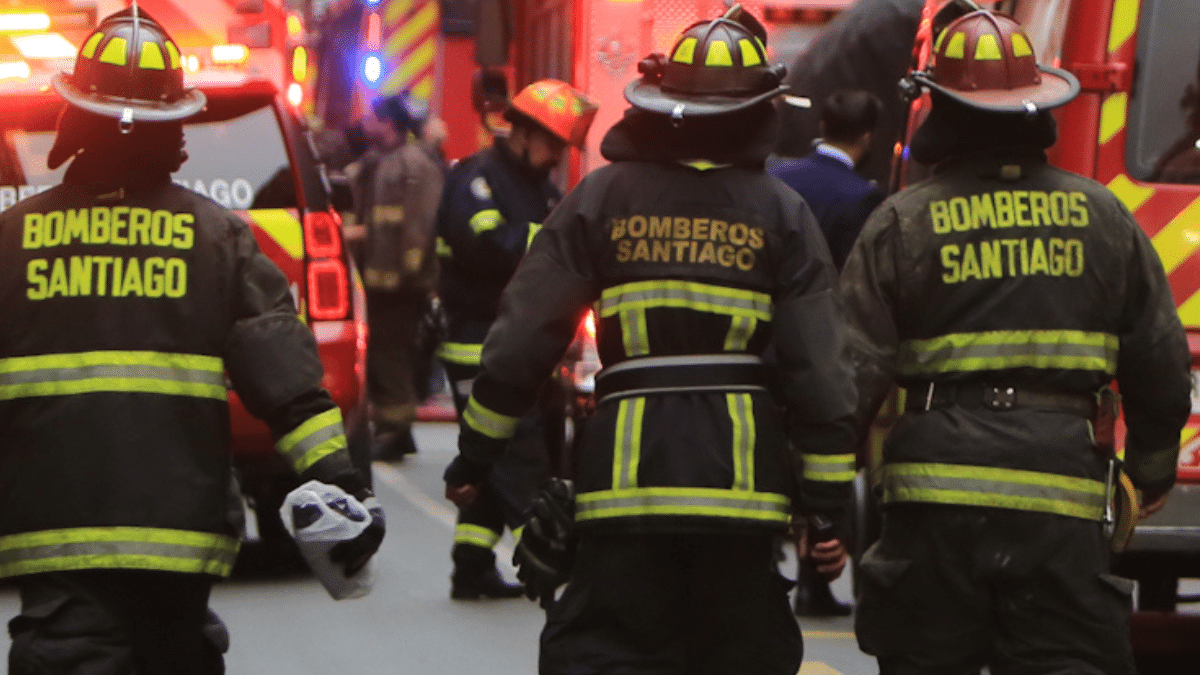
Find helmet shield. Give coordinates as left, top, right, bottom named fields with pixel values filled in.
left=52, top=7, right=205, bottom=123
left=625, top=4, right=787, bottom=119
left=910, top=10, right=1078, bottom=115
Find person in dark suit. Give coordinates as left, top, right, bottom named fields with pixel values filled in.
left=772, top=90, right=885, bottom=272
left=770, top=89, right=884, bottom=618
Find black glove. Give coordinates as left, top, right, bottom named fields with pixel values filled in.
left=329, top=496, right=386, bottom=577
left=513, top=478, right=576, bottom=608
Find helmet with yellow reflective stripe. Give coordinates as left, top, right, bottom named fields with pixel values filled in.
left=908, top=10, right=1078, bottom=115
left=624, top=4, right=787, bottom=119
left=51, top=5, right=205, bottom=125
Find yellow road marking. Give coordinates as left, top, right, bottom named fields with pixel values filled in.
left=804, top=631, right=856, bottom=639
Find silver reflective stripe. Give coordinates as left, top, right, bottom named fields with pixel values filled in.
left=898, top=330, right=1119, bottom=377
left=613, top=397, right=645, bottom=490
left=882, top=462, right=1108, bottom=520
left=454, top=523, right=501, bottom=548
left=576, top=487, right=790, bottom=523
left=0, top=527, right=240, bottom=578
left=0, top=351, right=227, bottom=401
left=802, top=453, right=857, bottom=482
left=727, top=393, right=755, bottom=491
left=277, top=407, right=346, bottom=473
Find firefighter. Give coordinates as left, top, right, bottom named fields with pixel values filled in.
left=0, top=8, right=384, bottom=674
left=443, top=6, right=856, bottom=673
left=841, top=10, right=1191, bottom=675
left=435, top=78, right=598, bottom=599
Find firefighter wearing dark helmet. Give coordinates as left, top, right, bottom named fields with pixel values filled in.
left=843, top=10, right=1190, bottom=674
left=0, top=8, right=382, bottom=674
left=436, top=78, right=598, bottom=599
left=442, top=6, right=857, bottom=673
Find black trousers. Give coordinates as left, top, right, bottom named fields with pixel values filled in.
left=540, top=532, right=802, bottom=675
left=366, top=289, right=428, bottom=430
left=8, top=570, right=225, bottom=675
left=856, top=504, right=1136, bottom=675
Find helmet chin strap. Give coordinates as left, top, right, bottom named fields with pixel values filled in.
left=122, top=0, right=142, bottom=134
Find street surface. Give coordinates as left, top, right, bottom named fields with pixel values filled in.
left=3, top=421, right=1196, bottom=673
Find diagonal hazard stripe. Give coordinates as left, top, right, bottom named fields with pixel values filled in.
left=242, top=209, right=304, bottom=260
left=1152, top=196, right=1200, bottom=274
left=1108, top=0, right=1139, bottom=53
left=1107, top=174, right=1155, bottom=214
left=382, top=40, right=435, bottom=94
left=384, top=0, right=418, bottom=26
left=383, top=2, right=438, bottom=56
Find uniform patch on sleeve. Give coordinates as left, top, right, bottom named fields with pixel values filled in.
left=470, top=177, right=493, bottom=202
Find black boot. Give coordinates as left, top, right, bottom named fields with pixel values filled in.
left=450, top=545, right=524, bottom=600
left=793, top=557, right=852, bottom=617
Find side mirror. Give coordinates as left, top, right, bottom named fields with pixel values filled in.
left=471, top=69, right=509, bottom=116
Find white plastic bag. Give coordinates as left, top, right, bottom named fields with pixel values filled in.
left=279, top=480, right=376, bottom=600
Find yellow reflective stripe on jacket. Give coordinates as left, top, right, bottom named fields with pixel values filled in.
left=0, top=527, right=240, bottom=578
left=527, top=222, right=543, bottom=250
left=463, top=395, right=519, bottom=439
left=802, top=453, right=857, bottom=482
left=436, top=341, right=482, bottom=366
left=882, top=462, right=1107, bottom=520
left=728, top=393, right=756, bottom=491
left=613, top=397, right=645, bottom=489
left=0, top=351, right=227, bottom=401
left=277, top=407, right=346, bottom=473
left=897, top=330, right=1119, bottom=377
left=469, top=209, right=504, bottom=235
left=454, top=523, right=501, bottom=548
left=575, top=487, right=790, bottom=523
left=599, top=280, right=772, bottom=358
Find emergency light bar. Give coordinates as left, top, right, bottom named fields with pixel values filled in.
left=0, top=12, right=50, bottom=32
left=211, top=44, right=250, bottom=65
left=0, top=60, right=31, bottom=80
left=10, top=33, right=77, bottom=60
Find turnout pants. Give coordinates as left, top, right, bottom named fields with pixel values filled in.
left=8, top=570, right=225, bottom=675
left=366, top=289, right=429, bottom=431
left=540, top=532, right=802, bottom=675
left=856, top=504, right=1136, bottom=675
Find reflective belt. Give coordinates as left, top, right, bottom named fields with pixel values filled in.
left=454, top=523, right=501, bottom=549
left=277, top=407, right=346, bottom=473
left=575, top=487, right=790, bottom=524
left=898, top=330, right=1119, bottom=378
left=0, top=351, right=227, bottom=401
left=0, top=527, right=240, bottom=578
left=597, top=280, right=772, bottom=358
left=882, top=462, right=1108, bottom=521
left=593, top=354, right=770, bottom=405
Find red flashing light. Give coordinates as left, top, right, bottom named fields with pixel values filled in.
left=366, top=13, right=381, bottom=51
left=304, top=211, right=343, bottom=258
left=583, top=309, right=596, bottom=339
left=308, top=259, right=350, bottom=320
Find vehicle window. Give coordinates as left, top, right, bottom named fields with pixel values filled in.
left=1126, top=0, right=1200, bottom=184
left=0, top=96, right=296, bottom=212
left=175, top=100, right=297, bottom=209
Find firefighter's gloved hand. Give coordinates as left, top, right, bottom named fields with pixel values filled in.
left=513, top=478, right=576, bottom=609
left=328, top=496, right=386, bottom=577
left=443, top=454, right=490, bottom=507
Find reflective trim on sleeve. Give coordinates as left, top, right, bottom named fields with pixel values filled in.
left=469, top=209, right=505, bottom=235
left=613, top=397, right=645, bottom=490
left=575, top=487, right=790, bottom=523
left=727, top=393, right=756, bottom=491
left=372, top=204, right=406, bottom=227
left=463, top=396, right=519, bottom=439
left=277, top=407, right=347, bottom=473
left=882, top=462, right=1107, bottom=521
left=526, top=222, right=543, bottom=250
left=436, top=342, right=483, bottom=366
left=897, top=330, right=1119, bottom=378
left=802, top=453, right=858, bottom=482
left=0, top=351, right=227, bottom=401
left=454, top=523, right=501, bottom=549
left=0, top=527, right=240, bottom=578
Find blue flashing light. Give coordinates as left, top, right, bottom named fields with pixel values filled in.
left=364, top=0, right=382, bottom=6
left=362, top=54, right=383, bottom=88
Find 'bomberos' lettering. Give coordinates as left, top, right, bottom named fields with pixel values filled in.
left=610, top=215, right=764, bottom=272
left=21, top=207, right=194, bottom=301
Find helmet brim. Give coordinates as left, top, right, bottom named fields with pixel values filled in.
left=624, top=80, right=788, bottom=118
left=53, top=73, right=207, bottom=122
left=912, top=64, right=1079, bottom=115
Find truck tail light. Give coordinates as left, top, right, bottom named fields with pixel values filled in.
left=305, top=211, right=349, bottom=320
